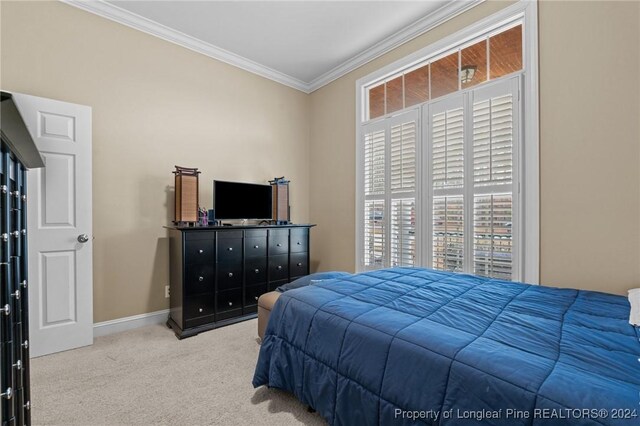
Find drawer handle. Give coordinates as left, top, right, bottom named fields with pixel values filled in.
left=228, top=272, right=234, bottom=278
left=297, top=262, right=303, bottom=267
left=228, top=302, right=233, bottom=306
left=1, top=387, right=12, bottom=400
left=255, top=269, right=260, bottom=274
left=13, top=360, right=21, bottom=370
left=22, top=340, right=28, bottom=349
left=254, top=245, right=259, bottom=249
left=277, top=265, right=282, bottom=270
left=21, top=280, right=27, bottom=289
left=0, top=304, right=10, bottom=316
left=227, top=247, right=233, bottom=251
left=254, top=296, right=259, bottom=301
left=276, top=243, right=282, bottom=247
left=25, top=401, right=30, bottom=410
left=199, top=308, right=203, bottom=313
left=11, top=290, right=20, bottom=300
left=297, top=242, right=301, bottom=245
left=199, top=276, right=204, bottom=282
left=199, top=249, right=204, bottom=254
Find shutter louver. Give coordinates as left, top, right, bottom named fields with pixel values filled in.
left=432, top=196, right=464, bottom=272
left=364, top=130, right=385, bottom=195
left=390, top=122, right=416, bottom=192
left=474, top=194, right=512, bottom=280
left=473, top=94, right=513, bottom=186
left=391, top=198, right=416, bottom=266
left=432, top=108, right=464, bottom=189
left=364, top=200, right=386, bottom=267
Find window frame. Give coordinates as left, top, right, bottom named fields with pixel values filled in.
left=355, top=0, right=539, bottom=284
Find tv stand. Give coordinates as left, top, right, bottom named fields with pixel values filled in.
left=165, top=223, right=315, bottom=339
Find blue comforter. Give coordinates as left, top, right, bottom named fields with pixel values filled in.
left=253, top=268, right=640, bottom=425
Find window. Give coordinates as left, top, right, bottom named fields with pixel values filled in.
left=362, top=110, right=419, bottom=270
left=357, top=4, right=538, bottom=283
left=365, top=23, right=523, bottom=121
left=426, top=79, right=519, bottom=279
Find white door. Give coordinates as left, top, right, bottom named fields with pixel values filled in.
left=13, top=93, right=93, bottom=357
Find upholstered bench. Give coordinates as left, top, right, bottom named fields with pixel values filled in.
left=257, top=271, right=350, bottom=341
left=258, top=291, right=281, bottom=341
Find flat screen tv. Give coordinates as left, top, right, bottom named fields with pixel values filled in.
left=214, top=180, right=272, bottom=220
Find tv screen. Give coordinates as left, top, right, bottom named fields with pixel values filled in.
left=214, top=180, right=272, bottom=220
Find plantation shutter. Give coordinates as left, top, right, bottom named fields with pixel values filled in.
left=390, top=121, right=416, bottom=192
left=362, top=123, right=387, bottom=269
left=432, top=108, right=464, bottom=189
left=471, top=79, right=519, bottom=279
left=391, top=198, right=416, bottom=266
left=389, top=111, right=419, bottom=267
left=428, top=94, right=465, bottom=272
left=361, top=110, right=419, bottom=270
left=364, top=129, right=386, bottom=196
left=364, top=199, right=386, bottom=267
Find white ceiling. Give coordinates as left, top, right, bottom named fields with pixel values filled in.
left=68, top=1, right=482, bottom=92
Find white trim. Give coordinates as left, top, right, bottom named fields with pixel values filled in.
left=521, top=1, right=539, bottom=285
left=307, top=0, right=485, bottom=92
left=61, top=0, right=309, bottom=92
left=93, top=309, right=170, bottom=338
left=61, top=0, right=483, bottom=94
left=355, top=0, right=539, bottom=284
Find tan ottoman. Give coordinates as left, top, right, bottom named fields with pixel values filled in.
left=257, top=291, right=282, bottom=341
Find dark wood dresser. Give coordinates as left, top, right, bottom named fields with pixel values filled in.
left=1, top=92, right=45, bottom=426
left=166, top=224, right=315, bottom=339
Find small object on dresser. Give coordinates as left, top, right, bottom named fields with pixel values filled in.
left=207, top=209, right=216, bottom=226
left=198, top=207, right=208, bottom=226
left=269, top=176, right=290, bottom=225
left=173, top=166, right=200, bottom=225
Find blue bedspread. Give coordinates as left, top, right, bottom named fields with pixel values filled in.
left=253, top=268, right=640, bottom=425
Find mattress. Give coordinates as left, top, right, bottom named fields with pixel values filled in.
left=253, top=267, right=640, bottom=425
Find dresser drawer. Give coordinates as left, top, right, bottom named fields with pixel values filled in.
left=185, top=264, right=215, bottom=295
left=216, top=237, right=243, bottom=263
left=290, top=253, right=309, bottom=279
left=217, top=289, right=243, bottom=312
left=245, top=284, right=268, bottom=307
left=216, top=262, right=242, bottom=291
left=245, top=257, right=267, bottom=285
left=269, top=255, right=289, bottom=281
left=268, top=229, right=289, bottom=255
left=184, top=239, right=215, bottom=265
left=290, top=228, right=309, bottom=253
left=245, top=229, right=267, bottom=238
left=245, top=237, right=267, bottom=258
left=184, top=293, right=215, bottom=320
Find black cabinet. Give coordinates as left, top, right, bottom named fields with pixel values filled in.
left=166, top=224, right=314, bottom=339
left=1, top=92, right=44, bottom=426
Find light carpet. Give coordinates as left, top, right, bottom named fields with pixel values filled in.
left=30, top=319, right=325, bottom=425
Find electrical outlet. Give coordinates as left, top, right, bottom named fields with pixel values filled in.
left=165, top=285, right=170, bottom=298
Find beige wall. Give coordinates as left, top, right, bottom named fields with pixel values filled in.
left=538, top=1, right=640, bottom=294
left=0, top=1, right=310, bottom=322
left=309, top=0, right=640, bottom=296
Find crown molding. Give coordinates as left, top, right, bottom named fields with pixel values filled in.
left=61, top=0, right=310, bottom=92
left=61, top=0, right=483, bottom=94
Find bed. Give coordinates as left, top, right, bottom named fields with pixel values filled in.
left=253, top=267, right=639, bottom=425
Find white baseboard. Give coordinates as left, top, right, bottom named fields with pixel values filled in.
left=93, top=309, right=170, bottom=338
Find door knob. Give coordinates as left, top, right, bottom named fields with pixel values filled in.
left=77, top=234, right=89, bottom=243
